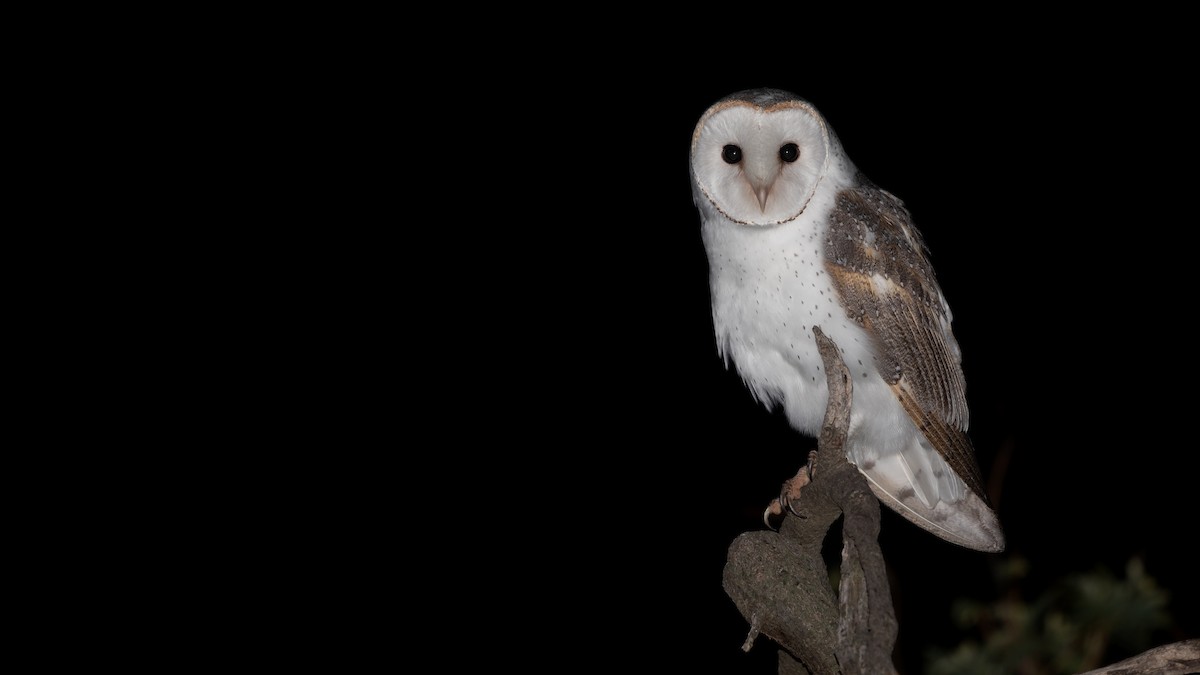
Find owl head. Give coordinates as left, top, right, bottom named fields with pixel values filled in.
left=690, top=89, right=845, bottom=226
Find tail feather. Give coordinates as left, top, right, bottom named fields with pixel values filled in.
left=856, top=452, right=1004, bottom=552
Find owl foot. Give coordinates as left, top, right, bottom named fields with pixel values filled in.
left=763, top=450, right=818, bottom=529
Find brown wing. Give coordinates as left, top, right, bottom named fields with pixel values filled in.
left=823, top=180, right=986, bottom=498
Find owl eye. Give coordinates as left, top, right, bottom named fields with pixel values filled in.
left=779, top=143, right=800, bottom=163
left=721, top=145, right=742, bottom=164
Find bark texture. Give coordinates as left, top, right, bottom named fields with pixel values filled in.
left=1076, top=639, right=1200, bottom=675
left=723, top=327, right=897, bottom=674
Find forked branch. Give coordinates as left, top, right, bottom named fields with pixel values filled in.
left=722, top=326, right=897, bottom=675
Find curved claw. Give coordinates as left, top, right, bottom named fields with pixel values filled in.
left=763, top=498, right=788, bottom=530
left=765, top=451, right=820, bottom=527
left=783, top=487, right=808, bottom=519
left=781, top=451, right=819, bottom=519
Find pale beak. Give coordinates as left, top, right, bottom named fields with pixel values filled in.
left=745, top=162, right=778, bottom=213
left=754, top=184, right=771, bottom=212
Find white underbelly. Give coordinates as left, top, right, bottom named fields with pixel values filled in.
left=710, top=242, right=962, bottom=510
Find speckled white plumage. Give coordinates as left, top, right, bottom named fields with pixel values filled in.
left=691, top=88, right=1004, bottom=552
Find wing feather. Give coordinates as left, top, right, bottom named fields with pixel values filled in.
left=824, top=180, right=986, bottom=500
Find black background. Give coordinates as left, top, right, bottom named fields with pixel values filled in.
left=507, top=55, right=1199, bottom=673
left=136, top=19, right=1200, bottom=674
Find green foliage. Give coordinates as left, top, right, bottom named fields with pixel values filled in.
left=925, top=556, right=1171, bottom=675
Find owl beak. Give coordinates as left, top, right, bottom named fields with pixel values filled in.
left=745, top=164, right=777, bottom=213
left=754, top=184, right=772, bottom=212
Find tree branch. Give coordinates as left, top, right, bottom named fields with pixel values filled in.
left=1077, top=639, right=1200, bottom=675
left=723, top=327, right=896, bottom=674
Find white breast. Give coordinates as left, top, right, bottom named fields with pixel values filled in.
left=701, top=183, right=867, bottom=428
left=700, top=184, right=946, bottom=503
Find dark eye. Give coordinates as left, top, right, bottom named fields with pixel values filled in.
left=721, top=144, right=742, bottom=164
left=779, top=143, right=800, bottom=163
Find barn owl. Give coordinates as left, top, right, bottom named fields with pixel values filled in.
left=690, top=88, right=1004, bottom=552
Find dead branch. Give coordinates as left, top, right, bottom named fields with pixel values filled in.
left=723, top=327, right=897, bottom=674
left=1077, top=639, right=1200, bottom=675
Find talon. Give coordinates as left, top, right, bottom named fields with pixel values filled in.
left=763, top=498, right=784, bottom=529
left=765, top=451, right=820, bottom=526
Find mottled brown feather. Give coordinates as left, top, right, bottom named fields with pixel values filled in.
left=824, top=180, right=985, bottom=499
